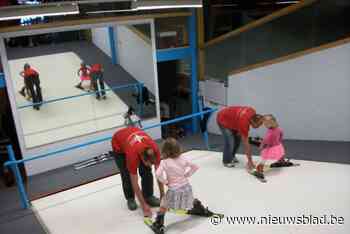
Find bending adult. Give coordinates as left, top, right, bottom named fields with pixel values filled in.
left=19, top=63, right=42, bottom=110
left=111, top=126, right=164, bottom=217
left=217, top=106, right=264, bottom=169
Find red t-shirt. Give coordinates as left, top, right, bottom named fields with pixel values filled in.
left=90, top=64, right=102, bottom=73
left=111, top=127, right=161, bottom=174
left=24, top=68, right=38, bottom=78
left=217, top=106, right=256, bottom=138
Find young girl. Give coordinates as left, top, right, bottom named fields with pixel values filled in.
left=255, top=114, right=289, bottom=177
left=151, top=138, right=215, bottom=234
left=75, top=63, right=92, bottom=91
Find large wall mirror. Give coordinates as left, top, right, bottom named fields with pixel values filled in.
left=1, top=21, right=158, bottom=149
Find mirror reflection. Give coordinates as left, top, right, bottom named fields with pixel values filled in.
left=5, top=23, right=157, bottom=148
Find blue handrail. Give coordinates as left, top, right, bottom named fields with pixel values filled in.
left=18, top=82, right=142, bottom=109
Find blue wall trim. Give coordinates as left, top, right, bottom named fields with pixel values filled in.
left=108, top=27, right=118, bottom=65
left=156, top=47, right=191, bottom=62
left=0, top=73, right=5, bottom=88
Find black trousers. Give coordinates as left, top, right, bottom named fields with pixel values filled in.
left=91, top=73, right=106, bottom=98
left=113, top=152, right=154, bottom=200
left=25, top=75, right=42, bottom=108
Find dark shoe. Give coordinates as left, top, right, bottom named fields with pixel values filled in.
left=151, top=213, right=165, bottom=234
left=151, top=223, right=165, bottom=234
left=75, top=84, right=83, bottom=90
left=127, top=199, right=138, bottom=211
left=102, top=95, right=107, bottom=100
left=232, top=157, right=239, bottom=164
left=19, top=90, right=25, bottom=97
left=96, top=96, right=101, bottom=100
left=223, top=162, right=235, bottom=168
left=270, top=160, right=294, bottom=168
left=252, top=170, right=265, bottom=180
left=188, top=199, right=214, bottom=217
left=145, top=196, right=160, bottom=207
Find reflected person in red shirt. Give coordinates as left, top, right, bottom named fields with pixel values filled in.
left=19, top=63, right=42, bottom=110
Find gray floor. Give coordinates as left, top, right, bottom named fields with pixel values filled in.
left=0, top=132, right=349, bottom=234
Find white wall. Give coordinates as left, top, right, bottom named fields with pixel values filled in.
left=116, top=25, right=156, bottom=94
left=91, top=27, right=111, bottom=57
left=227, top=42, right=350, bottom=141
left=200, top=79, right=227, bottom=135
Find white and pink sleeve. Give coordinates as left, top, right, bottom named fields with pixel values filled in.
left=155, top=161, right=168, bottom=185
left=184, top=159, right=199, bottom=178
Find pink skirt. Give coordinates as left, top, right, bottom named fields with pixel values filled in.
left=80, top=75, right=91, bottom=81
left=261, top=143, right=285, bottom=161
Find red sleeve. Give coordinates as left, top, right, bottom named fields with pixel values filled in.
left=111, top=133, right=121, bottom=152
left=239, top=121, right=250, bottom=138
left=150, top=141, right=161, bottom=168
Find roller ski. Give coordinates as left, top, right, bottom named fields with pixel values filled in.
left=270, top=158, right=300, bottom=168
left=248, top=169, right=267, bottom=183
left=144, top=215, right=165, bottom=234
left=74, top=153, right=112, bottom=170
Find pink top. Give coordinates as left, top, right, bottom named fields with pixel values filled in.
left=261, top=127, right=283, bottom=148
left=155, top=156, right=199, bottom=190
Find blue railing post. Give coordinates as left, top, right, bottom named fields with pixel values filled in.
left=6, top=145, right=30, bottom=209
left=108, top=27, right=118, bottom=65
left=0, top=73, right=5, bottom=88
left=138, top=83, right=143, bottom=117
left=189, top=9, right=199, bottom=133
left=198, top=96, right=211, bottom=150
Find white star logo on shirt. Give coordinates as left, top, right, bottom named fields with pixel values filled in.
left=133, top=134, right=144, bottom=143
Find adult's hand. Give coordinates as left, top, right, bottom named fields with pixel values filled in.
left=142, top=203, right=152, bottom=217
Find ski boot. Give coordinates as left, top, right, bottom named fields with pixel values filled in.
left=187, top=199, right=214, bottom=217
left=151, top=213, right=165, bottom=234
left=270, top=158, right=295, bottom=168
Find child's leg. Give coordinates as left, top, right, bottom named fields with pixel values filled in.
left=152, top=205, right=166, bottom=233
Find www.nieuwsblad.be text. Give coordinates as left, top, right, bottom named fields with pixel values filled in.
left=210, top=214, right=345, bottom=226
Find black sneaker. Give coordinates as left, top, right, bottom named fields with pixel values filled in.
left=127, top=199, right=138, bottom=211
left=145, top=196, right=160, bottom=207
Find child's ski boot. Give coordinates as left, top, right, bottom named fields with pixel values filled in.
left=270, top=158, right=298, bottom=168
left=150, top=213, right=165, bottom=234
left=187, top=199, right=215, bottom=217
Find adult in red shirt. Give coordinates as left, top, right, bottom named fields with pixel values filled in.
left=111, top=126, right=164, bottom=217
left=90, top=63, right=106, bottom=100
left=19, top=63, right=43, bottom=110
left=217, top=106, right=264, bottom=169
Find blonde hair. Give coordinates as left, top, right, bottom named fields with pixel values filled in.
left=264, top=114, right=279, bottom=128
left=161, top=138, right=181, bottom=159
